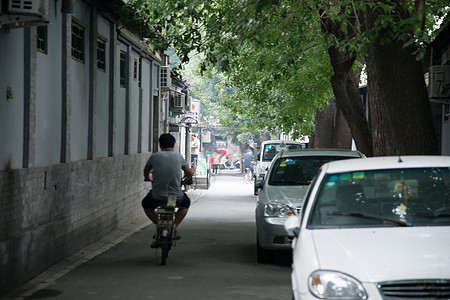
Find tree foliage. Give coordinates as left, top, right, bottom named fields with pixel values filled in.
left=122, top=0, right=334, bottom=139
left=121, top=0, right=449, bottom=154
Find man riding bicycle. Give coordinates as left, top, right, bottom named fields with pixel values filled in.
left=142, top=133, right=193, bottom=245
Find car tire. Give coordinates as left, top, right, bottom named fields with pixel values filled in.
left=257, top=235, right=273, bottom=263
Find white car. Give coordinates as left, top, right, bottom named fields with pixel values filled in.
left=255, top=149, right=365, bottom=263
left=284, top=156, right=450, bottom=300
left=254, top=140, right=305, bottom=195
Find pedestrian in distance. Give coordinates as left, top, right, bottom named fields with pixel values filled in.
left=191, top=134, right=200, bottom=174
left=242, top=148, right=254, bottom=179
left=212, top=151, right=220, bottom=175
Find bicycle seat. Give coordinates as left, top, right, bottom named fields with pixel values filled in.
left=166, top=195, right=177, bottom=208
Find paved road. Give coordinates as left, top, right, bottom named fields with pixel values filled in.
left=8, top=169, right=292, bottom=300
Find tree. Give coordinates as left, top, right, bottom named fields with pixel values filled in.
left=121, top=0, right=332, bottom=141
left=361, top=1, right=441, bottom=155
left=180, top=52, right=263, bottom=147
left=121, top=0, right=449, bottom=156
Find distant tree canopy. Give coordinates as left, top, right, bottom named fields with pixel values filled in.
left=122, top=0, right=449, bottom=156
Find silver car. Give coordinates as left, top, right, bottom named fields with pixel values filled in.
left=255, top=148, right=365, bottom=263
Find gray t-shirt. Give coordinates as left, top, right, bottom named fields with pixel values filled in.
left=147, top=150, right=188, bottom=200
left=243, top=152, right=254, bottom=168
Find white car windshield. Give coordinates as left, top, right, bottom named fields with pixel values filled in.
left=308, top=167, right=450, bottom=227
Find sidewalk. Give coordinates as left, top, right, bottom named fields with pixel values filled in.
left=5, top=179, right=215, bottom=300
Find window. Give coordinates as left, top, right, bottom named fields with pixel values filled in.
left=97, top=36, right=106, bottom=72
left=138, top=58, right=142, bottom=87
left=133, top=58, right=137, bottom=81
left=71, top=20, right=85, bottom=62
left=262, top=143, right=303, bottom=162
left=37, top=26, right=47, bottom=53
left=120, top=51, right=126, bottom=87
left=308, top=167, right=450, bottom=228
left=268, top=156, right=350, bottom=186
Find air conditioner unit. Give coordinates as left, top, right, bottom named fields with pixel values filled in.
left=8, top=0, right=48, bottom=15
left=174, top=93, right=185, bottom=108
left=160, top=66, right=172, bottom=90
left=429, top=65, right=450, bottom=104
left=1, top=0, right=49, bottom=28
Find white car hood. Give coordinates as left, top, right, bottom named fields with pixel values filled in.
left=264, top=185, right=309, bottom=206
left=311, top=227, right=450, bottom=282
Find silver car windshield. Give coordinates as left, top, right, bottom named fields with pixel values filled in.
left=268, top=156, right=354, bottom=186
left=308, top=167, right=450, bottom=228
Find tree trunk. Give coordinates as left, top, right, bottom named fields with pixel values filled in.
left=333, top=106, right=352, bottom=149
left=365, top=7, right=438, bottom=156
left=327, top=45, right=374, bottom=156
left=313, top=101, right=334, bottom=148
left=313, top=101, right=352, bottom=149
left=320, top=13, right=374, bottom=156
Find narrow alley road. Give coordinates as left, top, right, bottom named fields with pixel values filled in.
left=8, top=170, right=292, bottom=300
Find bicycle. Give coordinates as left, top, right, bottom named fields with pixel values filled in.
left=153, top=176, right=193, bottom=265
left=154, top=195, right=177, bottom=265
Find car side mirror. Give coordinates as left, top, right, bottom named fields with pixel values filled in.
left=284, top=216, right=300, bottom=238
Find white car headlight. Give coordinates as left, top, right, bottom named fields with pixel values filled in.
left=308, top=271, right=368, bottom=299
left=264, top=202, right=294, bottom=217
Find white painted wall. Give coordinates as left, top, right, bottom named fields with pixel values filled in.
left=35, top=1, right=63, bottom=166
left=141, top=60, right=151, bottom=152
left=129, top=50, right=140, bottom=154
left=70, top=1, right=90, bottom=161
left=115, top=43, right=127, bottom=155
left=0, top=29, right=25, bottom=169
left=95, top=16, right=111, bottom=158
left=0, top=0, right=164, bottom=171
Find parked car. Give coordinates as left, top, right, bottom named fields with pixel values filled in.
left=284, top=155, right=450, bottom=300
left=254, top=140, right=305, bottom=195
left=255, top=148, right=365, bottom=263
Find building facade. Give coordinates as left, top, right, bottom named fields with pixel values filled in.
left=0, top=0, right=190, bottom=296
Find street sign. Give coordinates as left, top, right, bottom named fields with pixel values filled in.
left=186, top=98, right=201, bottom=124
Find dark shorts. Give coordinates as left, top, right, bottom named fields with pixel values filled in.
left=141, top=191, right=191, bottom=211
left=191, top=154, right=198, bottom=165
left=243, top=165, right=253, bottom=172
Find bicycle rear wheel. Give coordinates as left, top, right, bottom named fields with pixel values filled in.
left=160, top=237, right=170, bottom=265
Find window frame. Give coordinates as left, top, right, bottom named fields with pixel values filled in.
left=119, top=51, right=127, bottom=88
left=133, top=58, right=138, bottom=81
left=96, top=35, right=107, bottom=72
left=71, top=18, right=85, bottom=63
left=37, top=25, right=47, bottom=54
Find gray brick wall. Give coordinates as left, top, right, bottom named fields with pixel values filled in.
left=0, top=153, right=149, bottom=297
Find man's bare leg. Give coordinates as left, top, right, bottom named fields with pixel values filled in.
left=174, top=208, right=189, bottom=228
left=144, top=209, right=158, bottom=224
